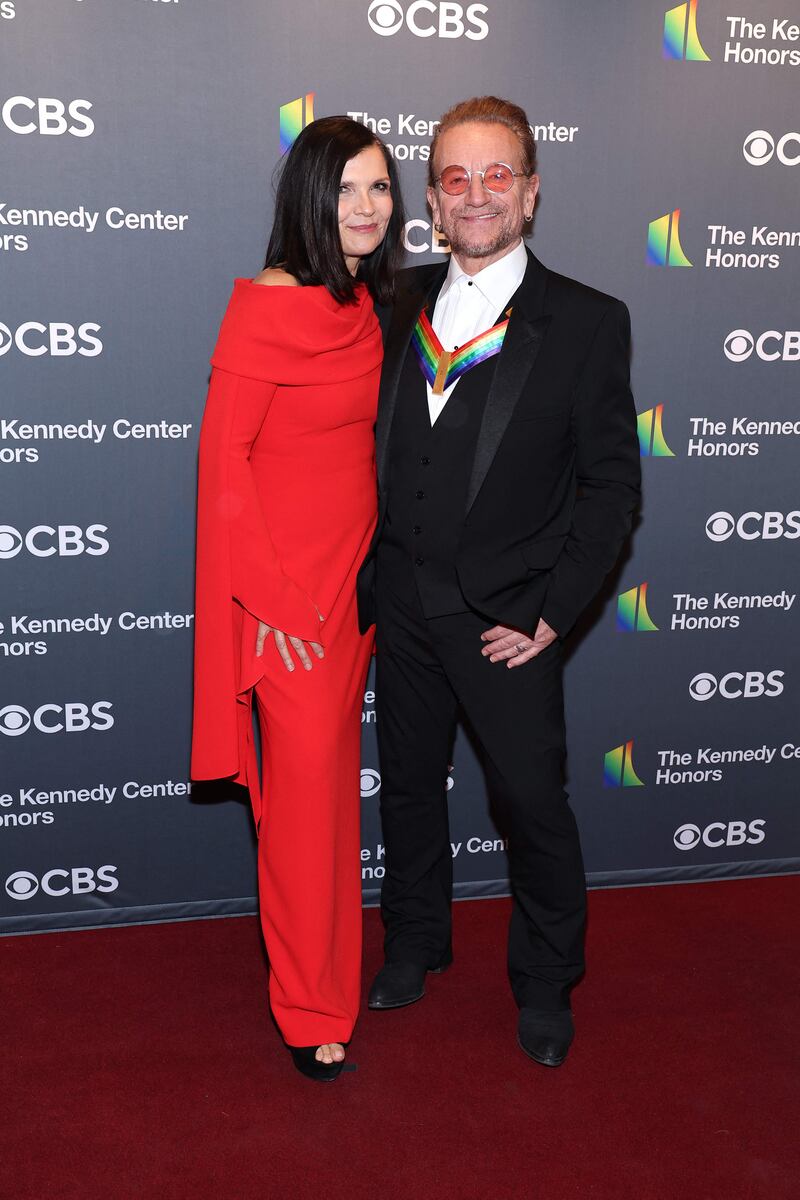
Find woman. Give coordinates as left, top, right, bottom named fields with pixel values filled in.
left=191, top=117, right=404, bottom=1081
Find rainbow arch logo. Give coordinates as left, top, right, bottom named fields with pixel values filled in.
left=647, top=209, right=692, bottom=267
left=617, top=583, right=659, bottom=632
left=279, top=92, right=315, bottom=154
left=637, top=405, right=675, bottom=457
left=604, top=741, right=645, bottom=788
left=663, top=1, right=710, bottom=61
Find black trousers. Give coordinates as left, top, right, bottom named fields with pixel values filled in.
left=375, top=564, right=587, bottom=1011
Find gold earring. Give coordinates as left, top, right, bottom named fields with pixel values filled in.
left=434, top=222, right=443, bottom=232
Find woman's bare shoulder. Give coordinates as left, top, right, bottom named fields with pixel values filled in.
left=251, top=267, right=301, bottom=288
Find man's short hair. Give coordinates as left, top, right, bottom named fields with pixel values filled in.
left=428, top=96, right=537, bottom=187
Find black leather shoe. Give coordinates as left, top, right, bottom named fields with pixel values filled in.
left=368, top=960, right=448, bottom=1010
left=517, top=1008, right=574, bottom=1068
left=289, top=1045, right=355, bottom=1083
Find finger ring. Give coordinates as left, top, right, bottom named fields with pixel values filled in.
left=516, top=643, right=527, bottom=653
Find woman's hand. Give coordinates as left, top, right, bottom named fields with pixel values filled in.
left=256, top=622, right=324, bottom=672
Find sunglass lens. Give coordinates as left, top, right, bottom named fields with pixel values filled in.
left=440, top=166, right=470, bottom=194
left=483, top=164, right=515, bottom=193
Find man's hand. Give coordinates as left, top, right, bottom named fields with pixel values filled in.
left=256, top=622, right=324, bottom=672
left=480, top=618, right=558, bottom=669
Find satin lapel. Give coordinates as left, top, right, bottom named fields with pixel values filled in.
left=376, top=264, right=448, bottom=488
left=465, top=253, right=551, bottom=514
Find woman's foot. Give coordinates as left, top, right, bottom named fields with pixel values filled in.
left=315, top=1043, right=345, bottom=1065
left=288, top=1043, right=349, bottom=1083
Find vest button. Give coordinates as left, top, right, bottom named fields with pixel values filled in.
left=420, top=456, right=430, bottom=466
left=412, top=525, right=421, bottom=535
left=415, top=556, right=425, bottom=567
left=415, top=490, right=425, bottom=500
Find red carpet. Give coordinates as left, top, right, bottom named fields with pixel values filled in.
left=4, top=877, right=798, bottom=1200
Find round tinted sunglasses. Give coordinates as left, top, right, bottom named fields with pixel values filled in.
left=434, top=162, right=530, bottom=196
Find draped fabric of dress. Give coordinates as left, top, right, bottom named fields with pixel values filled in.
left=191, top=279, right=381, bottom=1045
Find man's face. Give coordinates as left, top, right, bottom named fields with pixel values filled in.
left=427, top=122, right=539, bottom=272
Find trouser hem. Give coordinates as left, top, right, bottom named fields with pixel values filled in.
left=385, top=950, right=453, bottom=971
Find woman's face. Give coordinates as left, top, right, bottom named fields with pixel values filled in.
left=338, top=143, right=394, bottom=274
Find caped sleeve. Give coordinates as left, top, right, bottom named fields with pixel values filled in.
left=199, top=366, right=321, bottom=638
left=191, top=365, right=321, bottom=782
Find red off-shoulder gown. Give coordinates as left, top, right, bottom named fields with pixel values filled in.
left=192, top=279, right=381, bottom=1046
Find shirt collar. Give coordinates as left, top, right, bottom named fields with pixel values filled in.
left=439, top=238, right=528, bottom=310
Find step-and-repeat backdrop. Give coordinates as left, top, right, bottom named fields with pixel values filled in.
left=2, top=0, right=798, bottom=932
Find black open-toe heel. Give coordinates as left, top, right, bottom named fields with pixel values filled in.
left=288, top=1045, right=355, bottom=1083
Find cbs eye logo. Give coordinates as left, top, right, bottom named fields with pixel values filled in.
left=368, top=0, right=404, bottom=33
left=743, top=130, right=800, bottom=167
left=705, top=512, right=735, bottom=541
left=673, top=824, right=702, bottom=850
left=688, top=673, right=717, bottom=701
left=0, top=525, right=23, bottom=558
left=360, top=768, right=381, bottom=797
left=0, top=704, right=31, bottom=735
left=723, top=330, right=754, bottom=362
left=5, top=870, right=39, bottom=899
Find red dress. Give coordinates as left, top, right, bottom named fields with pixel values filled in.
left=192, top=279, right=381, bottom=1046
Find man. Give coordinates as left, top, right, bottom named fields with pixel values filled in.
left=356, top=96, right=640, bottom=1067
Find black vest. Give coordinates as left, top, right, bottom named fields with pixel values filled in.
left=379, top=335, right=498, bottom=617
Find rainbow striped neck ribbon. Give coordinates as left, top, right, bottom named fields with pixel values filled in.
left=411, top=305, right=511, bottom=395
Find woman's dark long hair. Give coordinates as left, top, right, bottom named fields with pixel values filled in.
left=265, top=116, right=405, bottom=305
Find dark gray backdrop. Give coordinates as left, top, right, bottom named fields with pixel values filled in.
left=1, top=0, right=798, bottom=932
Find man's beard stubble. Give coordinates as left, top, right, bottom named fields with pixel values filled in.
left=442, top=202, right=521, bottom=260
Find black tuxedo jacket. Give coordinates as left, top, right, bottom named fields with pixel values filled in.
left=357, top=249, right=641, bottom=638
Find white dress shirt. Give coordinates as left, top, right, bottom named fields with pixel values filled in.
left=427, top=238, right=528, bottom=425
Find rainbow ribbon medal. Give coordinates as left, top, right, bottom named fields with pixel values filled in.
left=412, top=306, right=511, bottom=395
